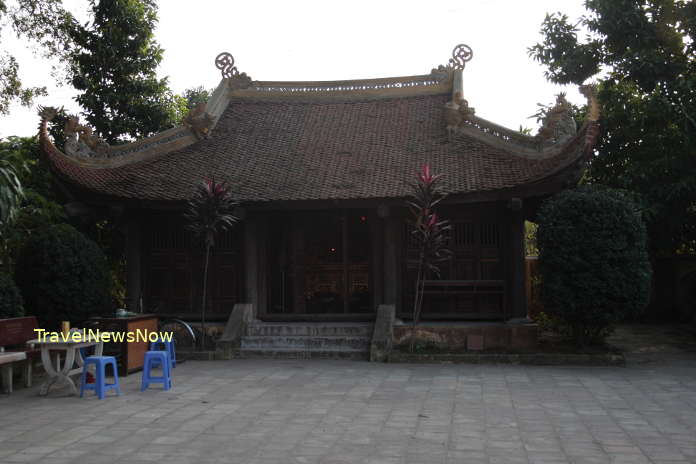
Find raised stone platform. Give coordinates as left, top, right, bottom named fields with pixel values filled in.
left=388, top=351, right=625, bottom=366
left=392, top=321, right=538, bottom=352
left=236, top=322, right=374, bottom=360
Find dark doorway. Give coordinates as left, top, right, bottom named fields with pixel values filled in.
left=269, top=210, right=372, bottom=316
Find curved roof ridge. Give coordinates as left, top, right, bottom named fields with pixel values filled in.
left=38, top=92, right=600, bottom=204
left=445, top=84, right=600, bottom=160
left=237, top=69, right=453, bottom=100
left=34, top=76, right=234, bottom=169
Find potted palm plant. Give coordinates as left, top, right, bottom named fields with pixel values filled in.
left=184, top=178, right=239, bottom=349
left=406, top=165, right=452, bottom=352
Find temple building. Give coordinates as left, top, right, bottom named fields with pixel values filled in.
left=39, top=45, right=599, bottom=326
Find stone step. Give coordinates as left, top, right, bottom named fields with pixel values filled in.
left=246, top=322, right=374, bottom=337
left=240, top=335, right=371, bottom=352
left=236, top=348, right=370, bottom=361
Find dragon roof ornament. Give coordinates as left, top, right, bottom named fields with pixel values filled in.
left=215, top=52, right=253, bottom=90
left=215, top=52, right=238, bottom=78
left=443, top=82, right=601, bottom=157
left=449, top=44, right=473, bottom=70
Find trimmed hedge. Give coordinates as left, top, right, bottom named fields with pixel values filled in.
left=14, top=224, right=111, bottom=328
left=0, top=273, right=24, bottom=319
left=536, top=185, right=651, bottom=345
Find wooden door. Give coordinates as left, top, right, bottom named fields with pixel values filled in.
left=401, top=204, right=507, bottom=320
left=142, top=214, right=243, bottom=321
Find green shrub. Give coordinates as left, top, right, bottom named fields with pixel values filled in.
left=14, top=224, right=111, bottom=328
left=536, top=185, right=651, bottom=345
left=0, top=273, right=24, bottom=319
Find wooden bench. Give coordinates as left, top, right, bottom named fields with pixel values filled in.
left=420, top=280, right=507, bottom=318
left=421, top=279, right=506, bottom=295
left=0, top=316, right=40, bottom=393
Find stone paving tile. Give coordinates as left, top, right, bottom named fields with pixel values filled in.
left=1, top=358, right=696, bottom=464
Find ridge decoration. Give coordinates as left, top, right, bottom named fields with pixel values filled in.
left=449, top=44, right=473, bottom=70
left=215, top=52, right=253, bottom=90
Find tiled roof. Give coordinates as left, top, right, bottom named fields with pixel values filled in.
left=41, top=93, right=596, bottom=204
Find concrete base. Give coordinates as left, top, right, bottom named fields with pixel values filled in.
left=222, top=322, right=375, bottom=360
left=393, top=322, right=538, bottom=352
left=388, top=351, right=625, bottom=366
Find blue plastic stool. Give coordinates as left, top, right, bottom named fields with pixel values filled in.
left=149, top=337, right=176, bottom=369
left=141, top=351, right=172, bottom=391
left=80, top=356, right=121, bottom=399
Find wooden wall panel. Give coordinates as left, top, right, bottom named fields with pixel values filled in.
left=141, top=214, right=244, bottom=320
left=400, top=203, right=508, bottom=320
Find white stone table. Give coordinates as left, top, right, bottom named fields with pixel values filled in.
left=25, top=333, right=103, bottom=396
left=0, top=351, right=27, bottom=393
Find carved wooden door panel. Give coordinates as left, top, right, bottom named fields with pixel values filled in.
left=143, top=215, right=243, bottom=320
left=267, top=211, right=372, bottom=316
left=207, top=229, right=244, bottom=317
left=144, top=217, right=193, bottom=316
left=401, top=204, right=506, bottom=320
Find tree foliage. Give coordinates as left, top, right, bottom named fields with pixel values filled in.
left=0, top=136, right=65, bottom=270
left=2, top=0, right=209, bottom=138
left=184, top=179, right=239, bottom=347
left=529, top=0, right=696, bottom=254
left=0, top=272, right=24, bottom=318
left=536, top=186, right=652, bottom=345
left=182, top=86, right=214, bottom=110
left=15, top=223, right=111, bottom=328
left=0, top=54, right=47, bottom=115
left=0, top=0, right=74, bottom=115
left=0, top=156, right=23, bottom=231
left=406, top=165, right=452, bottom=335
left=66, top=0, right=180, bottom=143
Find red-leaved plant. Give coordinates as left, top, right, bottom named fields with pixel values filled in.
left=406, top=165, right=452, bottom=351
left=184, top=178, right=239, bottom=349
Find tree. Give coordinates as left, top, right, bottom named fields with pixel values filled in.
left=0, top=136, right=130, bottom=308
left=66, top=0, right=180, bottom=143
left=405, top=165, right=451, bottom=351
left=536, top=185, right=652, bottom=345
left=2, top=1, right=206, bottom=137
left=184, top=179, right=238, bottom=349
left=15, top=223, right=111, bottom=328
left=0, top=157, right=23, bottom=234
left=0, top=272, right=23, bottom=318
left=182, top=86, right=214, bottom=110
left=0, top=0, right=74, bottom=114
left=529, top=0, right=696, bottom=254
left=0, top=136, right=65, bottom=271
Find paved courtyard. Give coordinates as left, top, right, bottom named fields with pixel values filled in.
left=1, top=357, right=696, bottom=464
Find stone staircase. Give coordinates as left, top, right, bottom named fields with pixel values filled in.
left=237, top=322, right=374, bottom=360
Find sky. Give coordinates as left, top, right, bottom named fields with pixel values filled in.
left=0, top=0, right=589, bottom=138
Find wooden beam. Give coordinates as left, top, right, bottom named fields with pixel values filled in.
left=291, top=217, right=306, bottom=314
left=342, top=212, right=349, bottom=313
left=507, top=198, right=528, bottom=321
left=55, top=168, right=576, bottom=214
left=370, top=210, right=384, bottom=307
left=125, top=213, right=142, bottom=312
left=383, top=215, right=400, bottom=310
left=244, top=218, right=259, bottom=318
left=257, top=216, right=269, bottom=318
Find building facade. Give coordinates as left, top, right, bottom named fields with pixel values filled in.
left=39, top=46, right=599, bottom=324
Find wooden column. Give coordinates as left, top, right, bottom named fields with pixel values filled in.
left=125, top=214, right=142, bottom=312
left=291, top=218, right=306, bottom=314
left=257, top=216, right=269, bottom=317
left=342, top=213, right=349, bottom=313
left=244, top=217, right=259, bottom=319
left=383, top=213, right=400, bottom=311
left=508, top=198, right=528, bottom=321
left=370, top=210, right=384, bottom=307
